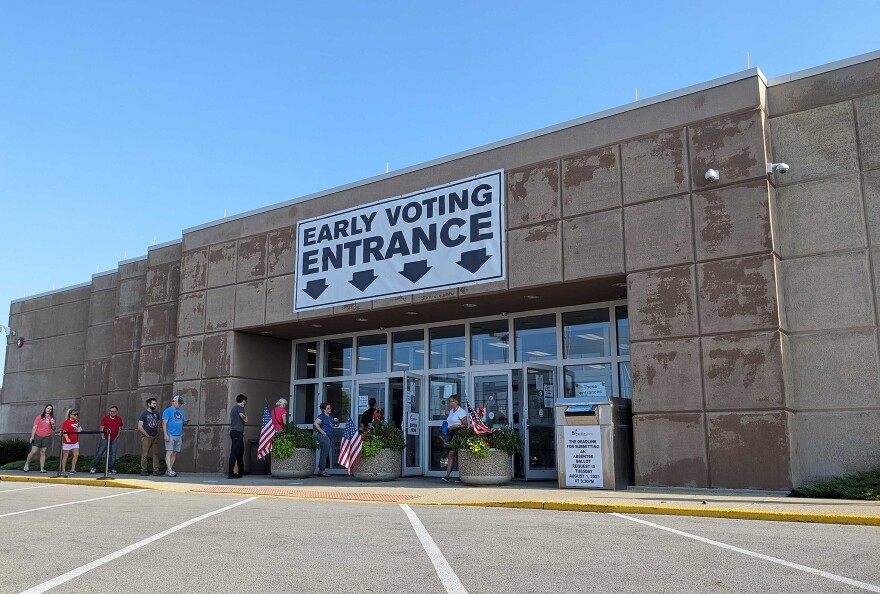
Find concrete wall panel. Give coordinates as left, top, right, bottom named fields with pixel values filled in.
left=139, top=343, right=175, bottom=387
left=770, top=101, right=858, bottom=185
left=265, top=275, right=296, bottom=324
left=142, top=303, right=178, bottom=346
left=173, top=336, right=203, bottom=381
left=562, top=210, right=624, bottom=281
left=194, top=425, right=226, bottom=473
left=561, top=146, right=621, bottom=216
left=89, top=290, right=117, bottom=326
left=780, top=252, right=874, bottom=332
left=91, top=273, right=118, bottom=293
left=775, top=174, right=866, bottom=257
left=119, top=259, right=148, bottom=280
left=693, top=181, right=772, bottom=261
left=767, top=59, right=880, bottom=115
left=791, top=410, right=880, bottom=484
left=862, top=170, right=880, bottom=245
left=267, top=227, right=296, bottom=278
left=506, top=162, right=560, bottom=229
left=84, top=359, right=109, bottom=396
left=180, top=249, right=208, bottom=293
left=207, top=242, right=237, bottom=288
left=628, top=265, right=698, bottom=340
left=234, top=281, right=267, bottom=328
left=633, top=413, right=708, bottom=487
left=698, top=254, right=778, bottom=334
left=199, top=378, right=231, bottom=426
left=52, top=300, right=91, bottom=337
left=630, top=338, right=703, bottom=413
left=85, top=324, right=114, bottom=361
left=146, top=262, right=180, bottom=306
left=202, top=332, right=232, bottom=379
left=855, top=93, right=880, bottom=169
left=689, top=110, right=766, bottom=191
left=111, top=314, right=143, bottom=354
left=785, top=330, right=880, bottom=410
left=117, top=277, right=146, bottom=316
left=702, top=331, right=784, bottom=410
left=177, top=291, right=206, bottom=337
left=108, top=351, right=139, bottom=392
left=205, top=285, right=235, bottom=332
left=707, top=411, right=791, bottom=489
left=2, top=366, right=85, bottom=402
left=621, top=129, right=689, bottom=204
left=624, top=196, right=693, bottom=271
left=508, top=223, right=562, bottom=289
left=236, top=234, right=268, bottom=283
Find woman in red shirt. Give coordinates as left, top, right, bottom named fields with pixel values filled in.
left=271, top=398, right=288, bottom=431
left=24, top=404, right=56, bottom=473
left=60, top=409, right=82, bottom=476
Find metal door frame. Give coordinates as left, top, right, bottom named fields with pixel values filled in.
left=521, top=363, right=558, bottom=480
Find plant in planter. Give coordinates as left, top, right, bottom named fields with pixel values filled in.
left=353, top=419, right=405, bottom=481
left=271, top=423, right=319, bottom=479
left=449, top=427, right=523, bottom=485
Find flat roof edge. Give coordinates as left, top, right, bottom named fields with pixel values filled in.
left=183, top=68, right=764, bottom=236
left=148, top=238, right=182, bottom=252
left=766, top=49, right=880, bottom=86
left=10, top=281, right=93, bottom=305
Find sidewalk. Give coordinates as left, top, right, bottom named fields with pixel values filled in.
left=2, top=471, right=878, bottom=526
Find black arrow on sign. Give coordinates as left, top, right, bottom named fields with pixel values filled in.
left=303, top=278, right=329, bottom=300
left=456, top=248, right=492, bottom=274
left=400, top=260, right=432, bottom=283
left=349, top=269, right=378, bottom=292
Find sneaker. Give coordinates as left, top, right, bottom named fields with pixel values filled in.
left=69, top=471, right=77, bottom=475
left=454, top=479, right=462, bottom=483
left=441, top=477, right=450, bottom=483
left=22, top=465, right=29, bottom=472
left=109, top=470, right=117, bottom=475
left=140, top=471, right=149, bottom=476
left=153, top=472, right=163, bottom=476
left=61, top=472, right=69, bottom=477
left=89, top=468, right=96, bottom=474
left=165, top=470, right=177, bottom=477
left=40, top=469, right=47, bottom=473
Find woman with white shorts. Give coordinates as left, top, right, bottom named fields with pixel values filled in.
left=59, top=409, right=81, bottom=476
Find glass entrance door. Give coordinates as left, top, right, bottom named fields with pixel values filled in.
left=403, top=373, right=423, bottom=476
left=470, top=371, right=513, bottom=430
left=522, top=364, right=557, bottom=480
left=354, top=380, right=388, bottom=431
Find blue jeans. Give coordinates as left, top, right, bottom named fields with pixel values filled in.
left=91, top=439, right=118, bottom=471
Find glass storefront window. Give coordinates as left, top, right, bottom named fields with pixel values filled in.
left=322, top=381, right=352, bottom=422
left=429, top=325, right=466, bottom=369
left=470, top=320, right=509, bottom=365
left=562, top=309, right=611, bottom=359
left=473, top=374, right=510, bottom=426
left=292, top=384, right=317, bottom=424
left=429, top=374, right=465, bottom=420
left=619, top=362, right=632, bottom=399
left=357, top=334, right=387, bottom=374
left=392, top=330, right=425, bottom=371
left=515, top=314, right=557, bottom=362
left=294, top=342, right=318, bottom=380
left=616, top=306, right=630, bottom=356
left=562, top=364, right=612, bottom=399
left=324, top=338, right=353, bottom=377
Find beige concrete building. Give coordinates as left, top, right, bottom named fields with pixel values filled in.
left=3, top=52, right=880, bottom=489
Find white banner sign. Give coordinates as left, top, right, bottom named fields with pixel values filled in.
left=564, top=425, right=604, bottom=488
left=294, top=170, right=505, bottom=311
left=575, top=381, right=607, bottom=399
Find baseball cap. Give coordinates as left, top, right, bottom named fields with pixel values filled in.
left=172, top=395, right=185, bottom=405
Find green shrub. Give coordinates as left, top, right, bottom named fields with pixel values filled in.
left=361, top=419, right=405, bottom=457
left=0, top=438, right=31, bottom=465
left=790, top=468, right=880, bottom=500
left=273, top=424, right=319, bottom=459
left=1, top=453, right=166, bottom=475
left=449, top=427, right=523, bottom=457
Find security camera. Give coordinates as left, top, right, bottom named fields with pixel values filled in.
left=0, top=325, right=15, bottom=337
left=768, top=163, right=790, bottom=175
left=704, top=168, right=720, bottom=183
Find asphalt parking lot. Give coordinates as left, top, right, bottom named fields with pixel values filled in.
left=2, top=482, right=878, bottom=593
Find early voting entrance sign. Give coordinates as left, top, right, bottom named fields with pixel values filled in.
left=563, top=425, right=604, bottom=488
left=294, top=170, right=505, bottom=311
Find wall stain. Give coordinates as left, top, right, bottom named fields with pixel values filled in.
left=637, top=267, right=694, bottom=336
left=524, top=224, right=557, bottom=242
left=649, top=131, right=686, bottom=184
left=700, top=191, right=734, bottom=252
left=693, top=94, right=707, bottom=109
left=707, top=346, right=766, bottom=387
left=563, top=147, right=616, bottom=188
left=238, top=236, right=266, bottom=278
left=700, top=256, right=775, bottom=322
left=509, top=164, right=559, bottom=224
left=691, top=111, right=756, bottom=153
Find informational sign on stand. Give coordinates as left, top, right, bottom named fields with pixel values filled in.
left=563, top=425, right=604, bottom=488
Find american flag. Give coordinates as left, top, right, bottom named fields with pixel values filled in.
left=465, top=396, right=493, bottom=435
left=257, top=403, right=275, bottom=459
left=337, top=416, right=362, bottom=474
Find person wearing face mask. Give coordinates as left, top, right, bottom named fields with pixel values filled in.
left=138, top=398, right=162, bottom=476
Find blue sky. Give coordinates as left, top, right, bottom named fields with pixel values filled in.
left=1, top=1, right=878, bottom=378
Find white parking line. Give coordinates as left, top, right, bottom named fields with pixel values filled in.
left=612, top=513, right=880, bottom=593
left=19, top=496, right=257, bottom=594
left=0, top=484, right=60, bottom=494
left=0, top=490, right=145, bottom=518
left=400, top=504, right=469, bottom=594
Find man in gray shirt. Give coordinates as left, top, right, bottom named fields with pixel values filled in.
left=227, top=394, right=248, bottom=479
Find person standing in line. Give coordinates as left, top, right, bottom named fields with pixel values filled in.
left=24, top=404, right=56, bottom=473
left=59, top=409, right=81, bottom=476
left=442, top=395, right=469, bottom=483
left=162, top=395, right=188, bottom=477
left=271, top=398, right=288, bottom=432
left=137, top=398, right=162, bottom=476
left=313, top=402, right=336, bottom=477
left=90, top=405, right=124, bottom=474
left=227, top=394, right=248, bottom=479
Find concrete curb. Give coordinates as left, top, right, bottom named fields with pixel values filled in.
left=3, top=474, right=878, bottom=526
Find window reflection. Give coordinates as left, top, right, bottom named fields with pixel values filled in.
left=563, top=364, right=612, bottom=399
left=324, top=338, right=352, bottom=377
left=392, top=330, right=425, bottom=371
left=471, top=320, right=509, bottom=365
left=515, top=315, right=557, bottom=362
left=294, top=342, right=318, bottom=380
left=430, top=325, right=466, bottom=369
left=563, top=309, right=611, bottom=358
left=616, top=306, right=630, bottom=356
left=357, top=334, right=387, bottom=374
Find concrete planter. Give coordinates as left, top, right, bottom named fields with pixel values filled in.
left=271, top=448, right=316, bottom=479
left=352, top=448, right=402, bottom=481
left=458, top=449, right=513, bottom=485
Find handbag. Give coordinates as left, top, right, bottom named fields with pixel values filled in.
left=441, top=420, right=449, bottom=436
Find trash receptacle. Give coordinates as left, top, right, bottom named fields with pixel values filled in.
left=247, top=439, right=271, bottom=475
left=555, top=396, right=632, bottom=489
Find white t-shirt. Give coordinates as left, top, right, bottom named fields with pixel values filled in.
left=446, top=407, right=468, bottom=429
